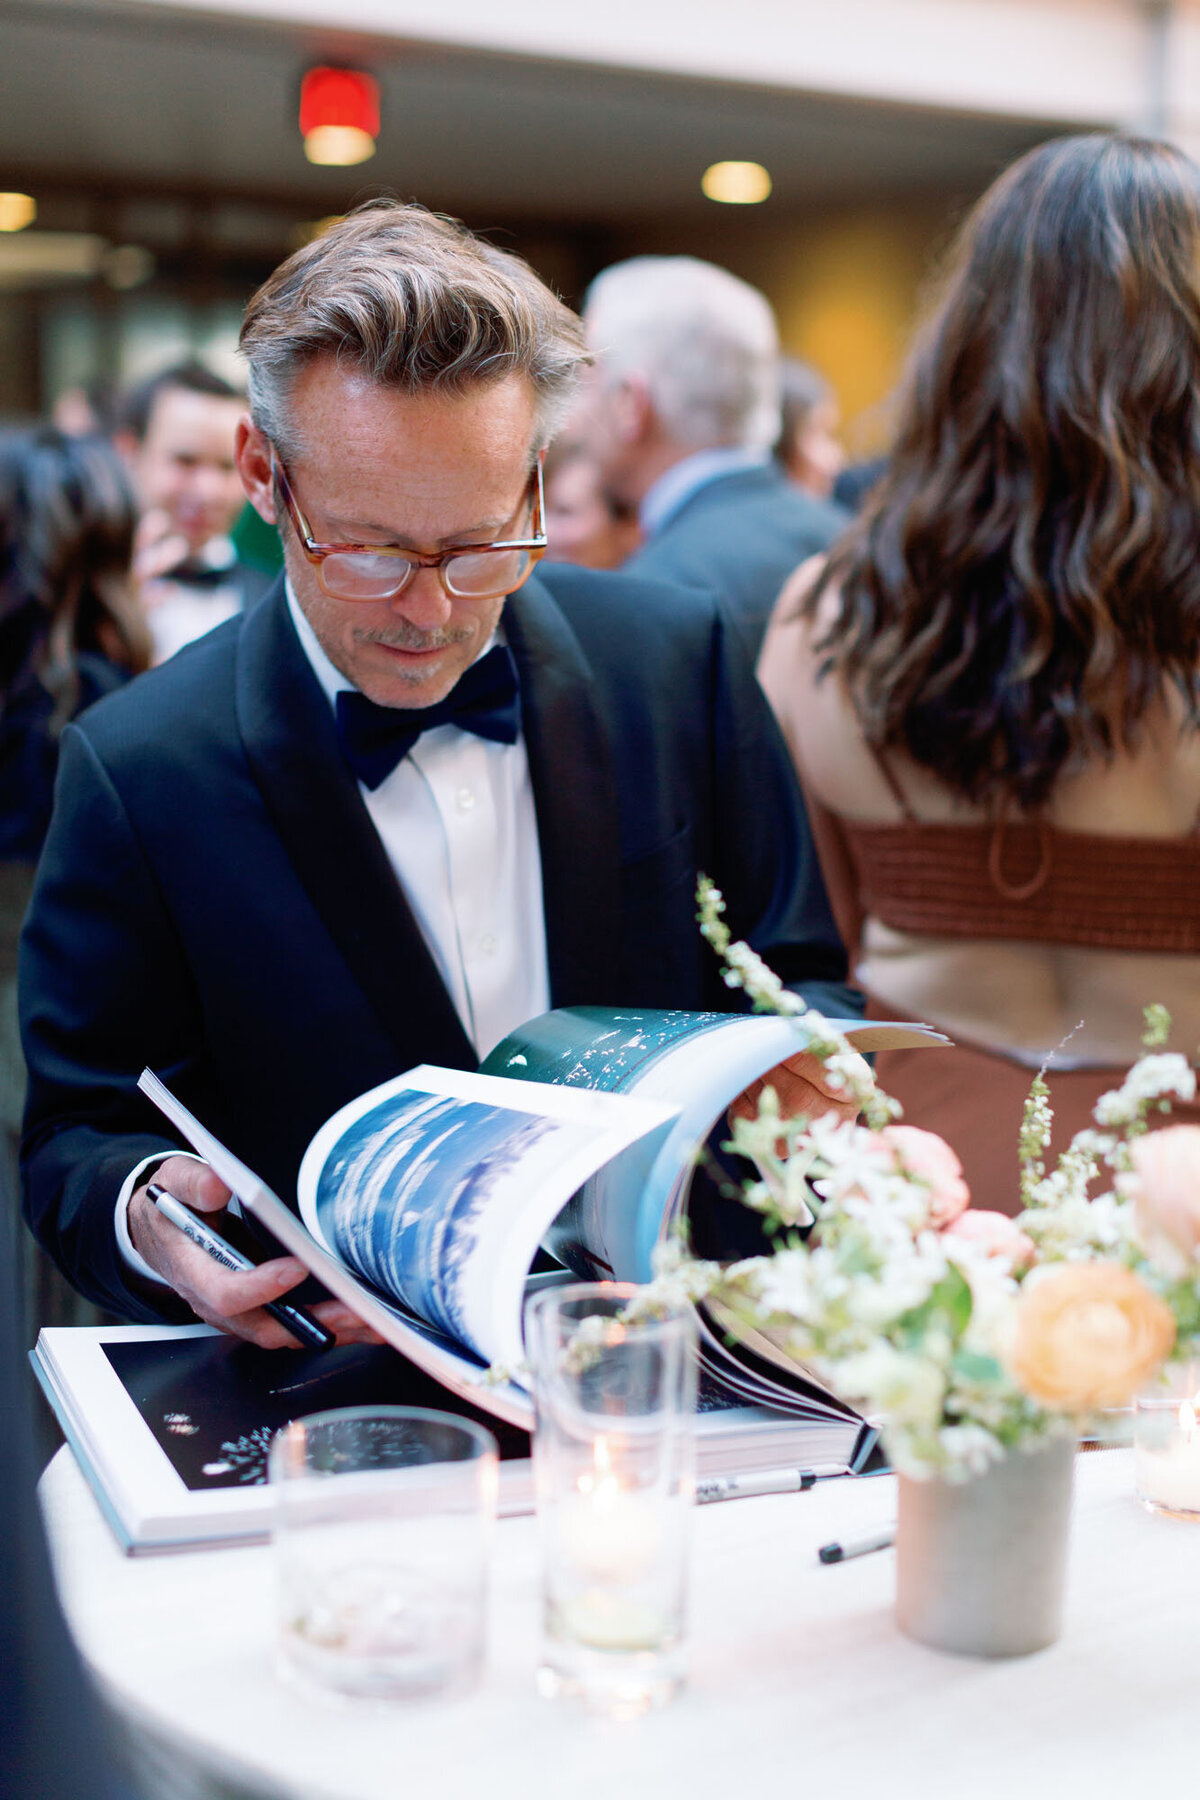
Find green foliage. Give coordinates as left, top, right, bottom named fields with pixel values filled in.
left=1142, top=1004, right=1171, bottom=1051
left=897, top=1263, right=973, bottom=1347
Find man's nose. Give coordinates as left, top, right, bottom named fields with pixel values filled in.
left=389, top=565, right=453, bottom=631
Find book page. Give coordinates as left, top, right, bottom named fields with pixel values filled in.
left=136, top=1070, right=539, bottom=1427
left=296, top=1066, right=677, bottom=1372
left=484, top=1007, right=947, bottom=1282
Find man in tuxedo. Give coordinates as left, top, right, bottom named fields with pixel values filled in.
left=573, top=257, right=848, bottom=653
left=116, top=360, right=272, bottom=662
left=20, top=204, right=860, bottom=1345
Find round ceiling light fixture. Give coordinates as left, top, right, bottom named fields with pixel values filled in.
left=0, top=193, right=37, bottom=233
left=300, top=67, right=380, bottom=167
left=701, top=161, right=772, bottom=205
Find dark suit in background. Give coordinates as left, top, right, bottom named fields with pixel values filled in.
left=622, top=464, right=848, bottom=656
left=20, top=564, right=858, bottom=1322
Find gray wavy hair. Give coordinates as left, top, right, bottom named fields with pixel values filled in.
left=584, top=256, right=781, bottom=451
left=240, top=203, right=589, bottom=460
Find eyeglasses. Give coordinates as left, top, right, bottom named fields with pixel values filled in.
left=271, top=451, right=547, bottom=604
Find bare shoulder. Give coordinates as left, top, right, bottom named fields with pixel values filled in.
left=759, top=557, right=839, bottom=696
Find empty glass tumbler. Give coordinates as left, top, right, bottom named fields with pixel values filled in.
left=269, top=1405, right=497, bottom=1702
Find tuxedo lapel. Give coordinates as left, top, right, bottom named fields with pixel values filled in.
left=505, top=576, right=623, bottom=1005
left=233, top=585, right=475, bottom=1069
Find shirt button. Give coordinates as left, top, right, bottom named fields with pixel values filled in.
left=456, top=786, right=475, bottom=812
left=480, top=933, right=498, bottom=956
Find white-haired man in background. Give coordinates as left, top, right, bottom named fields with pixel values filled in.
left=571, top=257, right=848, bottom=652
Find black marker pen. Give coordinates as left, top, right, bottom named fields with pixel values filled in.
left=147, top=1183, right=334, bottom=1350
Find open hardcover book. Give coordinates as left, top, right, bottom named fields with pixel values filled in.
left=138, top=1005, right=943, bottom=1436
left=37, top=1007, right=948, bottom=1551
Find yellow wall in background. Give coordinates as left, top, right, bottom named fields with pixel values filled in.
left=766, top=204, right=955, bottom=451
left=614, top=194, right=961, bottom=455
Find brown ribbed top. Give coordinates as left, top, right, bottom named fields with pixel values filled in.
left=837, top=814, right=1200, bottom=952
left=819, top=749, right=1200, bottom=956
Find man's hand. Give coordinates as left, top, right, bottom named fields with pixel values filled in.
left=131, top=508, right=190, bottom=593
left=728, top=1048, right=868, bottom=1132
left=128, top=1155, right=384, bottom=1348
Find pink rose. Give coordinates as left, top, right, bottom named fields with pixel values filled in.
left=943, top=1208, right=1035, bottom=1270
left=878, top=1125, right=970, bottom=1226
left=1128, top=1126, right=1200, bottom=1272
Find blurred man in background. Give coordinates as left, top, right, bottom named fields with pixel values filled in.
left=775, top=357, right=847, bottom=501
left=116, top=360, right=271, bottom=662
left=543, top=436, right=640, bottom=570
left=571, top=257, right=848, bottom=652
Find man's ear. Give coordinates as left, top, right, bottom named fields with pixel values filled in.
left=610, top=374, right=655, bottom=447
left=235, top=418, right=276, bottom=525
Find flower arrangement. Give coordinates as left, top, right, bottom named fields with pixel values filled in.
left=639, top=879, right=1200, bottom=1482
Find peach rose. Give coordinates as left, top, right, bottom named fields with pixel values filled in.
left=943, top=1208, right=1035, bottom=1271
left=878, top=1125, right=970, bottom=1226
left=1127, top=1127, right=1200, bottom=1273
left=1009, top=1263, right=1175, bottom=1412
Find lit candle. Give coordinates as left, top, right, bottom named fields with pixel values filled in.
left=555, top=1438, right=663, bottom=1582
left=1135, top=1387, right=1200, bottom=1516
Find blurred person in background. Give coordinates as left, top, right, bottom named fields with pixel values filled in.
left=116, top=360, right=271, bottom=662
left=571, top=256, right=847, bottom=654
left=833, top=454, right=889, bottom=514
left=759, top=132, right=1200, bottom=1212
left=775, top=357, right=846, bottom=501
left=52, top=377, right=118, bottom=440
left=543, top=436, right=640, bottom=569
left=0, top=426, right=150, bottom=1325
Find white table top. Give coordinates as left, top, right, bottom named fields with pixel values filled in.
left=41, top=1445, right=1199, bottom=1800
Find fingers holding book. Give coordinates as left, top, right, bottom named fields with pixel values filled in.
left=129, top=1156, right=381, bottom=1349
left=729, top=1047, right=868, bottom=1133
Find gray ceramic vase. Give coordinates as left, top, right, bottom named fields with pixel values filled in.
left=895, top=1436, right=1075, bottom=1657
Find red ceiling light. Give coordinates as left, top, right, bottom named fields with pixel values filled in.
left=300, top=67, right=379, bottom=167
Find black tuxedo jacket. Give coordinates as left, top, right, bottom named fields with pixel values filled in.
left=20, top=564, right=857, bottom=1320
left=623, top=464, right=848, bottom=655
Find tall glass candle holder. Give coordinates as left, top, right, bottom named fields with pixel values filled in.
left=1135, top=1364, right=1200, bottom=1518
left=525, top=1282, right=696, bottom=1719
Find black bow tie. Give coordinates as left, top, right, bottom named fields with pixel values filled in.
left=335, top=643, right=521, bottom=790
left=162, top=560, right=237, bottom=588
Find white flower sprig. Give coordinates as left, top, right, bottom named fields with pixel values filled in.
left=697, top=875, right=895, bottom=1130
left=631, top=894, right=1198, bottom=1480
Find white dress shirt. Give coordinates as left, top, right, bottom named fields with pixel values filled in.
left=116, top=580, right=550, bottom=1280
left=285, top=583, right=549, bottom=1058
left=143, top=535, right=244, bottom=664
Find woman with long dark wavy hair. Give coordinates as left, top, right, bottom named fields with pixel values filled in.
left=0, top=425, right=150, bottom=1322
left=759, top=133, right=1200, bottom=1212
left=0, top=426, right=150, bottom=856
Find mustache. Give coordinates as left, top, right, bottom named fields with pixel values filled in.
left=354, top=624, right=473, bottom=653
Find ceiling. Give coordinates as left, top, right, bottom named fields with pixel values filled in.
left=1, top=0, right=1082, bottom=233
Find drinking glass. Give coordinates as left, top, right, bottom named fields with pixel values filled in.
left=269, top=1405, right=497, bottom=1702
left=524, top=1282, right=696, bottom=1718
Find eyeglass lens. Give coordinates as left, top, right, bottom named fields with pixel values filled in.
left=319, top=547, right=535, bottom=602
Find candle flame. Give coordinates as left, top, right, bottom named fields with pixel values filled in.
left=577, top=1436, right=621, bottom=1506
